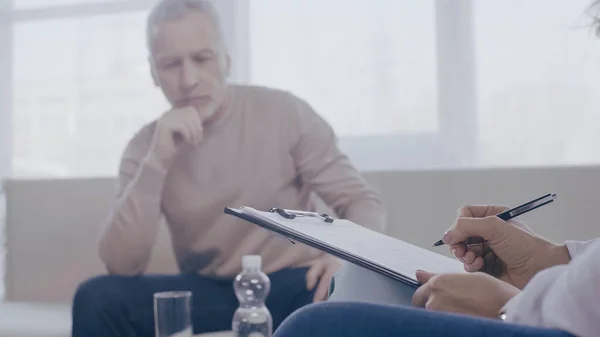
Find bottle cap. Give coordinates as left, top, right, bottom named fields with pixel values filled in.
left=242, top=255, right=262, bottom=269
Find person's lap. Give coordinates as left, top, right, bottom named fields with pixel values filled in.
left=274, top=301, right=576, bottom=337
left=318, top=263, right=575, bottom=337
left=328, top=262, right=416, bottom=305
left=72, top=267, right=314, bottom=337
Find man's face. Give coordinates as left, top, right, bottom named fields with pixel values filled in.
left=149, top=10, right=230, bottom=121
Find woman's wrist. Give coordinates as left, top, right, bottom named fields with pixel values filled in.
left=511, top=242, right=570, bottom=289
left=536, top=242, right=571, bottom=272
left=549, top=243, right=571, bottom=265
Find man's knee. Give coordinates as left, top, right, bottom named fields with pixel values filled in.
left=72, top=275, right=129, bottom=313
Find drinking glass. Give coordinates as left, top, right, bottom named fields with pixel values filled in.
left=154, top=291, right=193, bottom=337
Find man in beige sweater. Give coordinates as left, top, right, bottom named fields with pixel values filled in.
left=71, top=0, right=385, bottom=336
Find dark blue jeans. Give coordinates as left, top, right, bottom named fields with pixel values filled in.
left=273, top=302, right=576, bottom=337
left=72, top=267, right=314, bottom=337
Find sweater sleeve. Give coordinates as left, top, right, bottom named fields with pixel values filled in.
left=287, top=94, right=387, bottom=232
left=501, top=238, right=600, bottom=337
left=98, top=123, right=169, bottom=275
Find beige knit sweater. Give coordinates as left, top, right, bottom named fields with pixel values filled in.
left=98, top=84, right=386, bottom=278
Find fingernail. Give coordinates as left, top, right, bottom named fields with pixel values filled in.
left=451, top=248, right=457, bottom=258
left=442, top=229, right=453, bottom=244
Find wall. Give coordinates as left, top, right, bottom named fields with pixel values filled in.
left=363, top=165, right=600, bottom=252
left=4, top=165, right=600, bottom=302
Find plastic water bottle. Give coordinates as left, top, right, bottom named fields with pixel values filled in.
left=232, top=255, right=273, bottom=337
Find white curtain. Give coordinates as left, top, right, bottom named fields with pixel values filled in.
left=2, top=0, right=600, bottom=179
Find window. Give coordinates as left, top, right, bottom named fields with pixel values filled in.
left=2, top=1, right=600, bottom=172
left=474, top=0, right=600, bottom=167
left=11, top=9, right=168, bottom=178
left=249, top=0, right=438, bottom=138
left=247, top=0, right=600, bottom=170
left=0, top=0, right=167, bottom=300
left=13, top=0, right=111, bottom=10
left=7, top=0, right=599, bottom=178
left=246, top=0, right=449, bottom=171
left=248, top=0, right=457, bottom=171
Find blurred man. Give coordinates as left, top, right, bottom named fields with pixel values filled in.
left=71, top=0, right=386, bottom=336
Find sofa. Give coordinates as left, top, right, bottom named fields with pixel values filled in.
left=2, top=166, right=600, bottom=337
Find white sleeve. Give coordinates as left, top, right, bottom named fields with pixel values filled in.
left=564, top=237, right=600, bottom=258
left=501, top=238, right=600, bottom=337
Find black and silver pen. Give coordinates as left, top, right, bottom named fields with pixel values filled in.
left=432, top=193, right=557, bottom=247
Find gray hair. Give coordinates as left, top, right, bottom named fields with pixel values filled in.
left=588, top=0, right=600, bottom=37
left=146, top=0, right=227, bottom=52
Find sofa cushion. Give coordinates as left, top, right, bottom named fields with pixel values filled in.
left=3, top=178, right=179, bottom=303
left=0, top=302, right=71, bottom=337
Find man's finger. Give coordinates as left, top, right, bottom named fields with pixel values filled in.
left=312, top=271, right=334, bottom=302
left=306, top=262, right=324, bottom=291
left=192, top=119, right=203, bottom=146
left=186, top=125, right=199, bottom=146
left=172, top=128, right=189, bottom=145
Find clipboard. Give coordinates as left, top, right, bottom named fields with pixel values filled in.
left=224, top=206, right=465, bottom=288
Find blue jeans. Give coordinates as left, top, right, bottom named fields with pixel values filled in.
left=273, top=301, right=576, bottom=337
left=71, top=267, right=314, bottom=337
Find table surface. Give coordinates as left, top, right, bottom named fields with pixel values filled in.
left=195, top=331, right=233, bottom=337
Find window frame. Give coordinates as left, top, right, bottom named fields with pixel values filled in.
left=0, top=0, right=12, bottom=187
left=238, top=0, right=478, bottom=170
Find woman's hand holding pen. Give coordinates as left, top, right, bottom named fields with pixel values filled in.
left=444, top=205, right=571, bottom=289
left=414, top=202, right=571, bottom=317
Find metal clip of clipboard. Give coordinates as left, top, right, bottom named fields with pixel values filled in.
left=269, top=207, right=335, bottom=223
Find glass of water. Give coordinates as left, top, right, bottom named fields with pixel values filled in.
left=154, top=291, right=193, bottom=337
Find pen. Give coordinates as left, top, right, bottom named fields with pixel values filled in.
left=432, top=193, right=557, bottom=247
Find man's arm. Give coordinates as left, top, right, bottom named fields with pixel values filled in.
left=501, top=238, right=600, bottom=337
left=98, top=123, right=168, bottom=275
left=287, top=94, right=386, bottom=232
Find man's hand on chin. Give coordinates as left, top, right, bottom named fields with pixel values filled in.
left=305, top=255, right=342, bottom=302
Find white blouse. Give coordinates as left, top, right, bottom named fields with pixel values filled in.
left=502, top=237, right=600, bottom=337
